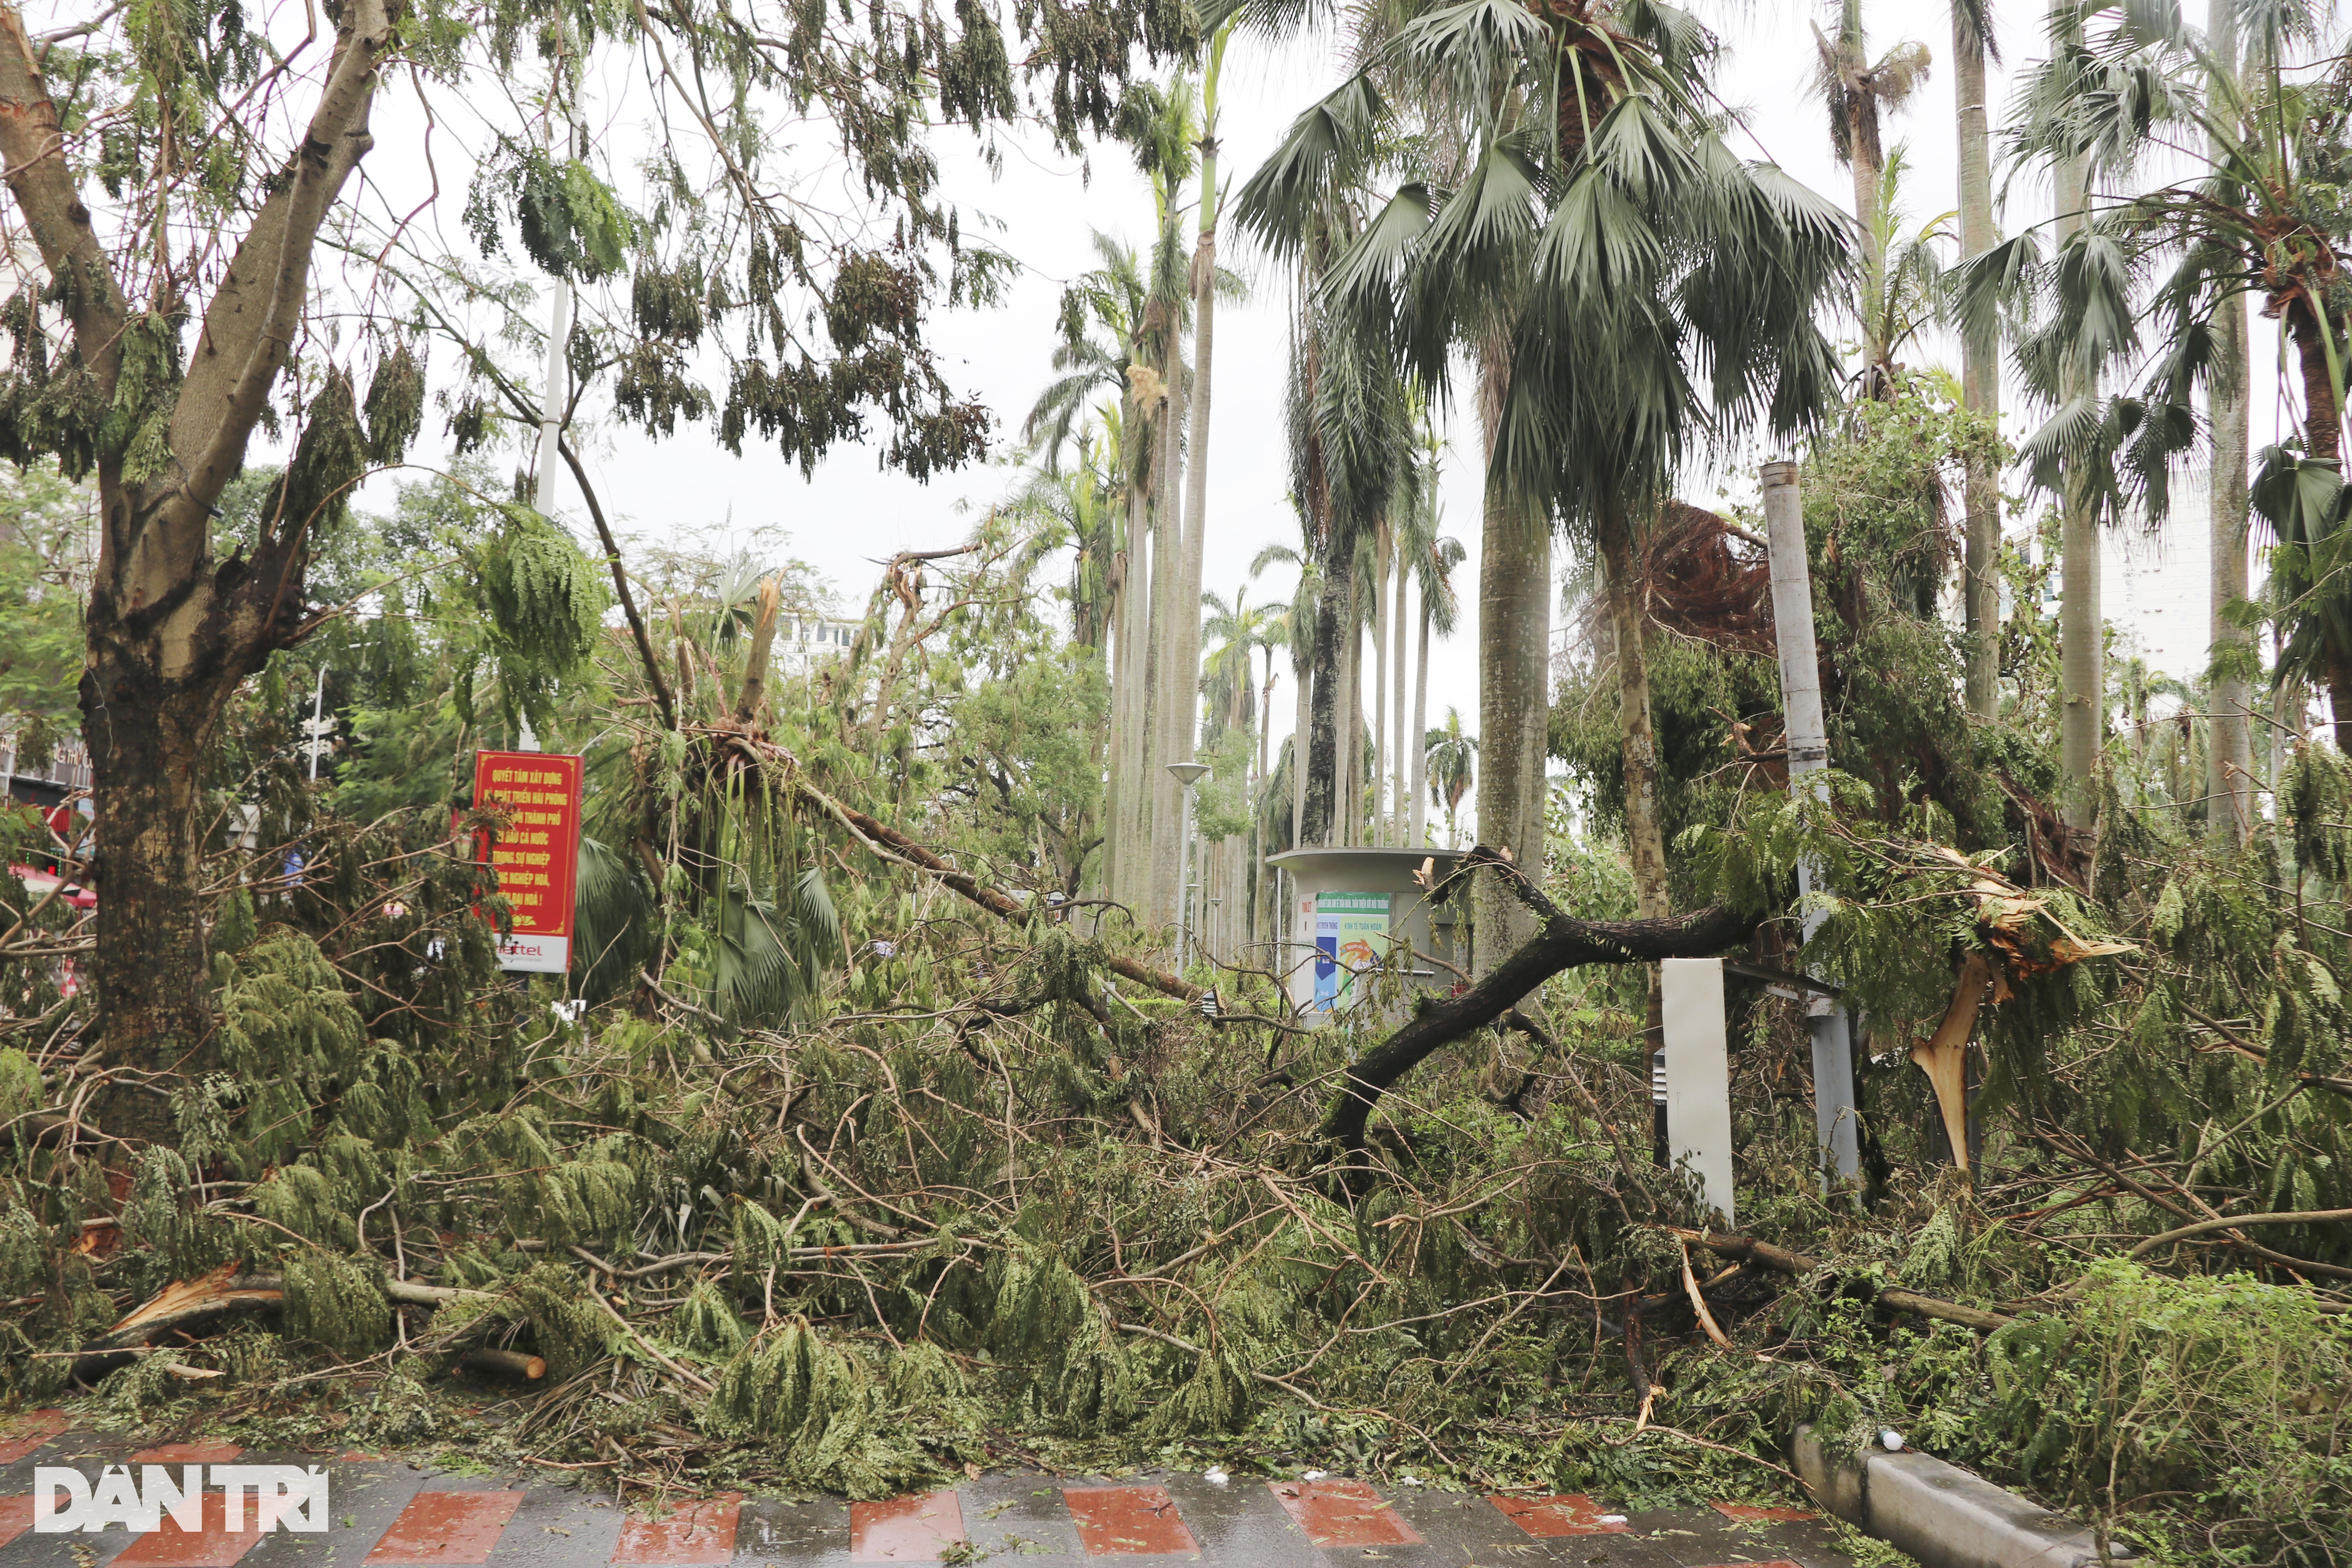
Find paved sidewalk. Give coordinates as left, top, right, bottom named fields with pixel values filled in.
left=0, top=1415, right=1852, bottom=1568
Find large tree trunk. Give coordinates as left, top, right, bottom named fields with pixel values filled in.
left=1159, top=131, right=1222, bottom=932
left=1372, top=534, right=1389, bottom=845
left=1410, top=604, right=1431, bottom=848
left=1595, top=498, right=1669, bottom=920
left=1302, top=529, right=1354, bottom=846
left=2205, top=1, right=2255, bottom=840
left=1109, top=476, right=1151, bottom=910
left=0, top=0, right=395, bottom=1126
left=2288, top=300, right=2352, bottom=748
left=1391, top=546, right=1409, bottom=843
left=1474, top=469, right=1552, bottom=976
left=1290, top=650, right=1312, bottom=851
left=2055, top=148, right=2103, bottom=830
left=1147, top=355, right=1189, bottom=930
left=1338, top=573, right=1361, bottom=846
left=1954, top=11, right=2002, bottom=719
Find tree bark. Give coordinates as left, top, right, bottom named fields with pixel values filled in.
left=1372, top=532, right=1389, bottom=846
left=1302, top=529, right=1354, bottom=846
left=1290, top=645, right=1312, bottom=849
left=1337, top=569, right=1361, bottom=846
left=1954, top=10, right=2002, bottom=719
left=1147, top=352, right=1188, bottom=929
left=1595, top=498, right=1670, bottom=919
left=1410, top=601, right=1431, bottom=848
left=1325, top=846, right=1758, bottom=1172
left=0, top=0, right=395, bottom=1113
left=1391, top=539, right=1409, bottom=843
left=1474, top=466, right=1552, bottom=975
left=2055, top=147, right=2103, bottom=831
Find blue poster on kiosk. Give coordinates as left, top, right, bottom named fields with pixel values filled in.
left=1311, top=891, right=1390, bottom=1011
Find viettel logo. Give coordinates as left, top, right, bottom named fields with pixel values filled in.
left=33, top=1465, right=330, bottom=1534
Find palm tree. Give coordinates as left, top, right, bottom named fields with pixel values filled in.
left=1813, top=0, right=1934, bottom=387
left=1239, top=0, right=1848, bottom=936
left=1987, top=1, right=2340, bottom=756
left=1029, top=234, right=1167, bottom=906
left=1411, top=533, right=1465, bottom=848
left=1951, top=0, right=2004, bottom=720
left=1167, top=23, right=1241, bottom=899
left=1425, top=706, right=1476, bottom=849
left=1254, top=540, right=1318, bottom=867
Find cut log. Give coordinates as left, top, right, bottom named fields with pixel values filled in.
left=456, top=1347, right=546, bottom=1379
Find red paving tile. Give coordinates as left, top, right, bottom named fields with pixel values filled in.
left=0, top=1496, right=33, bottom=1551
left=1063, top=1486, right=1198, bottom=1555
left=111, top=1488, right=302, bottom=1568
left=1266, top=1480, right=1423, bottom=1548
left=850, top=1492, right=967, bottom=1562
left=1711, top=1503, right=1818, bottom=1523
left=612, top=1494, right=744, bottom=1564
left=1489, top=1493, right=1630, bottom=1537
left=130, top=1443, right=245, bottom=1464
left=0, top=1410, right=69, bottom=1464
left=365, top=1491, right=528, bottom=1564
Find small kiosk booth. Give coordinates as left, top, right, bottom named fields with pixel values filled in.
left=1265, top=846, right=1474, bottom=1023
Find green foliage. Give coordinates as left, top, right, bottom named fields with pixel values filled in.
left=283, top=1251, right=394, bottom=1359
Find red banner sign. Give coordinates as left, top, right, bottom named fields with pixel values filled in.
left=472, top=750, right=584, bottom=974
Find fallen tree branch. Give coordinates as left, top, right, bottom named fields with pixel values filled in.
left=802, top=780, right=1199, bottom=1002
left=1664, top=1227, right=2016, bottom=1331
left=1323, top=847, right=1764, bottom=1172
left=2125, top=1207, right=2352, bottom=1259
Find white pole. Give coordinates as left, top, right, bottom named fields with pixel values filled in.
left=308, top=665, right=327, bottom=781
left=1761, top=459, right=1860, bottom=1183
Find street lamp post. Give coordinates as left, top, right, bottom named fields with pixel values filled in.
left=1166, top=761, right=1210, bottom=970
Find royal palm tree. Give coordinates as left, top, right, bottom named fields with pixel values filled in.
left=1813, top=0, right=1933, bottom=393
left=1238, top=0, right=1848, bottom=936
left=1988, top=0, right=2342, bottom=756
left=1425, top=706, right=1476, bottom=849
left=1951, top=0, right=2004, bottom=719
left=1411, top=533, right=1466, bottom=848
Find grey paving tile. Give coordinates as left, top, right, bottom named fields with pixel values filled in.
left=730, top=1497, right=845, bottom=1565
left=1147, top=1476, right=1319, bottom=1568
left=957, top=1473, right=1084, bottom=1561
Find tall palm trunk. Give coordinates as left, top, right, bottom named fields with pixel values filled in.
left=1474, top=466, right=1553, bottom=974
left=1392, top=547, right=1409, bottom=842
left=1302, top=528, right=1355, bottom=846
left=1595, top=497, right=1670, bottom=919
left=1116, top=471, right=1154, bottom=909
left=2056, top=148, right=2103, bottom=829
left=1955, top=7, right=2002, bottom=719
left=1372, top=534, right=1390, bottom=846
left=1291, top=651, right=1312, bottom=852
left=2285, top=299, right=2352, bottom=746
left=2207, top=0, right=2254, bottom=842
left=1148, top=361, right=1188, bottom=927
left=1410, top=596, right=1432, bottom=847
left=1160, top=104, right=1223, bottom=933
left=1338, top=576, right=1362, bottom=845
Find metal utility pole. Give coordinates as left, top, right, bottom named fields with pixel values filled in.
left=1760, top=460, right=1859, bottom=1183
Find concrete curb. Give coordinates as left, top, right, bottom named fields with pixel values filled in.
left=1790, top=1425, right=2126, bottom=1568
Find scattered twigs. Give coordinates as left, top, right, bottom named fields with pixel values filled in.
left=1664, top=1227, right=2017, bottom=1330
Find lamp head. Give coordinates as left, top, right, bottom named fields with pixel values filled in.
left=1165, top=761, right=1211, bottom=788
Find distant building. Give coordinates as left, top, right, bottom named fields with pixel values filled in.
left=773, top=614, right=861, bottom=674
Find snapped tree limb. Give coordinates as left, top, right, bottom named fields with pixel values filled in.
left=1323, top=846, right=1762, bottom=1167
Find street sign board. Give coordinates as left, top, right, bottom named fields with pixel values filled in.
left=472, top=750, right=583, bottom=974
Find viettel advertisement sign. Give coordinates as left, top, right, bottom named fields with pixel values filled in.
left=472, top=750, right=584, bottom=974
